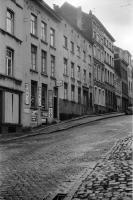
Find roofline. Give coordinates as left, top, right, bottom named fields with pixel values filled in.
left=91, top=13, right=115, bottom=42
left=32, top=0, right=61, bottom=22
left=55, top=6, right=93, bottom=45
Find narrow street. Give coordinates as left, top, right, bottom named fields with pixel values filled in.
left=0, top=115, right=132, bottom=200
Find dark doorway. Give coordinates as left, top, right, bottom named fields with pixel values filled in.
left=0, top=91, right=2, bottom=123
left=54, top=87, right=58, bottom=118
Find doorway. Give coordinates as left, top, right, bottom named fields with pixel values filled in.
left=0, top=91, right=2, bottom=123
left=54, top=87, right=58, bottom=119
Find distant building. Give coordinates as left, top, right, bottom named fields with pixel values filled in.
left=127, top=53, right=133, bottom=105
left=54, top=5, right=94, bottom=120
left=57, top=2, right=116, bottom=113
left=114, top=46, right=129, bottom=111
left=114, top=74, right=122, bottom=111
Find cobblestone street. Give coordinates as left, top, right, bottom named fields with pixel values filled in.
left=0, top=115, right=132, bottom=200
left=72, top=135, right=132, bottom=200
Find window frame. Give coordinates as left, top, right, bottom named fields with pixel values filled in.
left=6, top=47, right=14, bottom=76
left=6, top=9, right=14, bottom=34
left=51, top=55, right=55, bottom=77
left=31, top=13, right=37, bottom=36
left=41, top=21, right=47, bottom=41
left=41, top=50, right=47, bottom=74
left=50, top=28, right=55, bottom=47
left=31, top=44, right=37, bottom=71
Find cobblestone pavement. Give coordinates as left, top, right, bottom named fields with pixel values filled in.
left=0, top=115, right=132, bottom=200
left=72, top=135, right=133, bottom=200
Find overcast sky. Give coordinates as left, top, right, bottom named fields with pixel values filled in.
left=44, top=0, right=133, bottom=57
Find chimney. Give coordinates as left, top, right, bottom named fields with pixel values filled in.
left=76, top=6, right=82, bottom=30
left=53, top=4, right=59, bottom=11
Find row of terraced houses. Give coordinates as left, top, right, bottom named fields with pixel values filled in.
left=0, top=0, right=133, bottom=133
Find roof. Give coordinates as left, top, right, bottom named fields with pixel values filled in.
left=60, top=2, right=115, bottom=42
left=32, top=0, right=61, bottom=22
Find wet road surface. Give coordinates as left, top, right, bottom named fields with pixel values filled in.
left=0, top=115, right=132, bottom=200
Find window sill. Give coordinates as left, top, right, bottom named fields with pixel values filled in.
left=30, top=69, right=38, bottom=74
left=63, top=74, right=69, bottom=77
left=50, top=45, right=56, bottom=50
left=77, top=80, right=81, bottom=84
left=30, top=33, right=38, bottom=40
left=0, top=73, right=22, bottom=85
left=0, top=28, right=22, bottom=44
left=63, top=98, right=68, bottom=102
left=50, top=76, right=56, bottom=80
left=41, top=39, right=48, bottom=45
left=41, top=72, right=48, bottom=77
left=30, top=107, right=38, bottom=110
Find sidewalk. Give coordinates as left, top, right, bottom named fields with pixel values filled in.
left=0, top=112, right=124, bottom=143
left=64, top=135, right=132, bottom=200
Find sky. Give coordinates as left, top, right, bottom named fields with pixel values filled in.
left=43, top=0, right=133, bottom=56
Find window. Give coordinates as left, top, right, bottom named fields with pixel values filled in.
left=88, top=55, right=91, bottom=65
left=41, top=21, right=47, bottom=41
left=50, top=28, right=55, bottom=47
left=71, top=41, right=74, bottom=54
left=6, top=47, right=14, bottom=76
left=71, top=62, right=74, bottom=78
left=78, top=87, right=81, bottom=104
left=41, top=50, right=47, bottom=74
left=31, top=45, right=37, bottom=71
left=89, top=72, right=92, bottom=85
left=64, top=36, right=68, bottom=49
left=42, top=84, right=47, bottom=109
left=31, top=14, right=37, bottom=35
left=77, top=66, right=81, bottom=80
left=77, top=46, right=80, bottom=57
left=71, top=85, right=75, bottom=101
left=6, top=9, right=14, bottom=34
left=83, top=50, right=86, bottom=62
left=51, top=55, right=55, bottom=77
left=31, top=80, right=37, bottom=108
left=64, top=83, right=68, bottom=100
left=64, top=58, right=68, bottom=75
left=83, top=69, right=86, bottom=83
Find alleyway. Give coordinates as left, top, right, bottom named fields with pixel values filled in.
left=0, top=115, right=132, bottom=200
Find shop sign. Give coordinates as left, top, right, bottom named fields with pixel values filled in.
left=48, top=90, right=53, bottom=108
left=48, top=108, right=53, bottom=118
left=31, top=110, right=38, bottom=122
left=41, top=111, right=48, bottom=118
left=55, top=80, right=63, bottom=87
left=25, top=83, right=29, bottom=105
left=24, top=108, right=30, bottom=114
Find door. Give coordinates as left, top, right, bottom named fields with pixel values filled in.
left=54, top=87, right=58, bottom=118
left=0, top=91, right=2, bottom=123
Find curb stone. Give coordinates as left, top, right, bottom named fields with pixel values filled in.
left=0, top=113, right=124, bottom=143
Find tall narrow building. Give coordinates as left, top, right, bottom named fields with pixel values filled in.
left=58, top=2, right=115, bottom=113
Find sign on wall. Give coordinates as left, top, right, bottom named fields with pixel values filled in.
left=25, top=83, right=29, bottom=105
left=48, top=108, right=53, bottom=119
left=31, top=110, right=38, bottom=122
